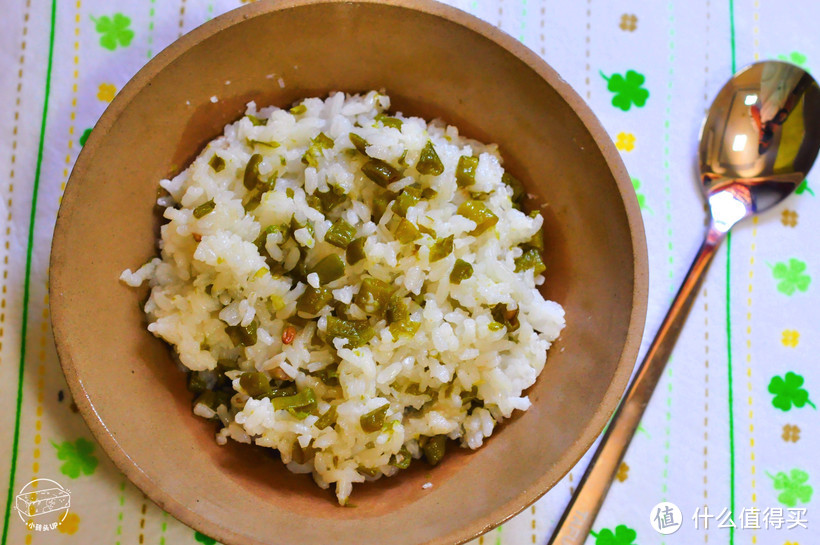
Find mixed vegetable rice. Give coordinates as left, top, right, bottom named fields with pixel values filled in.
left=121, top=91, right=565, bottom=504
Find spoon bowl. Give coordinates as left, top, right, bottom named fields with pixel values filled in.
left=700, top=60, right=820, bottom=232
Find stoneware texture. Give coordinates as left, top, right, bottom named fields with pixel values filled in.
left=50, top=1, right=648, bottom=544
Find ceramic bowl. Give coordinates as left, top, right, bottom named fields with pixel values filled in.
left=50, top=1, right=648, bottom=544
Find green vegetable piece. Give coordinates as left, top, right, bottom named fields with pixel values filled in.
left=349, top=133, right=369, bottom=155
left=246, top=114, right=266, bottom=126
left=457, top=200, right=498, bottom=235
left=397, top=149, right=409, bottom=168
left=302, top=132, right=334, bottom=167
left=309, top=254, right=346, bottom=285
left=358, top=466, right=380, bottom=477
left=306, top=195, right=323, bottom=212
left=326, top=316, right=375, bottom=348
left=187, top=372, right=208, bottom=394
left=391, top=185, right=422, bottom=217
left=418, top=223, right=436, bottom=238
left=429, top=235, right=454, bottom=262
left=289, top=103, right=307, bottom=115
left=271, top=387, right=316, bottom=411
left=423, top=435, right=447, bottom=466
left=390, top=446, right=412, bottom=469
left=209, top=155, right=225, bottom=172
left=491, top=304, right=519, bottom=332
left=239, top=372, right=273, bottom=398
left=375, top=113, right=402, bottom=129
left=421, top=187, right=437, bottom=199
left=296, top=285, right=333, bottom=314
left=291, top=441, right=315, bottom=464
left=360, top=403, right=389, bottom=432
left=193, top=199, right=216, bottom=219
left=225, top=319, right=259, bottom=347
left=362, top=159, right=402, bottom=187
left=266, top=385, right=297, bottom=399
left=515, top=248, right=546, bottom=275
left=450, top=259, right=473, bottom=284
left=286, top=188, right=295, bottom=199
left=314, top=405, right=337, bottom=430
left=456, top=155, right=479, bottom=187
left=248, top=139, right=280, bottom=149
left=372, top=191, right=396, bottom=221
left=385, top=295, right=409, bottom=324
left=416, top=140, right=444, bottom=176
left=346, top=237, right=367, bottom=265
left=193, top=390, right=231, bottom=414
left=526, top=220, right=544, bottom=251
left=355, top=277, right=393, bottom=315
left=325, top=218, right=357, bottom=249
left=244, top=153, right=264, bottom=190
left=502, top=172, right=525, bottom=203
left=315, top=189, right=347, bottom=214
left=389, top=319, right=420, bottom=340
left=393, top=218, right=421, bottom=243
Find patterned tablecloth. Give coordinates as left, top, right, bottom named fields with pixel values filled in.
left=1, top=1, right=817, bottom=544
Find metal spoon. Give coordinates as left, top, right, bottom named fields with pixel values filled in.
left=548, top=60, right=820, bottom=545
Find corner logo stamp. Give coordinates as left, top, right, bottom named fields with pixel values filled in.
left=14, top=478, right=71, bottom=532
left=650, top=501, right=682, bottom=535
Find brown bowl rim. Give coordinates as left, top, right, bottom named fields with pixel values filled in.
left=50, top=1, right=648, bottom=543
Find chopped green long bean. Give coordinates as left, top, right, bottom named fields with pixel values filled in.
left=296, top=285, right=333, bottom=314
left=423, top=435, right=447, bottom=466
left=393, top=218, right=421, bottom=243
left=349, top=133, right=369, bottom=155
left=271, top=387, right=316, bottom=411
left=416, top=140, right=444, bottom=176
left=429, top=235, right=454, bottom=262
left=309, top=254, right=345, bottom=284
left=244, top=153, right=263, bottom=190
left=375, top=113, right=402, bottom=129
left=502, top=172, right=525, bottom=204
left=314, top=405, right=337, bottom=430
left=362, top=159, right=402, bottom=187
left=325, top=316, right=375, bottom=348
left=239, top=371, right=272, bottom=398
left=289, top=103, right=307, bottom=115
left=391, top=185, right=421, bottom=217
left=449, top=259, right=473, bottom=284
left=346, top=237, right=367, bottom=265
left=514, top=248, right=546, bottom=275
left=360, top=403, right=389, bottom=432
left=355, top=278, right=393, bottom=315
left=193, top=199, right=215, bottom=219
left=324, top=218, right=356, bottom=248
left=225, top=319, right=258, bottom=346
left=457, top=200, right=498, bottom=235
left=209, top=155, right=225, bottom=172
left=456, top=155, right=479, bottom=187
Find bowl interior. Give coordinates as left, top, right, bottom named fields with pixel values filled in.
left=50, top=2, right=647, bottom=545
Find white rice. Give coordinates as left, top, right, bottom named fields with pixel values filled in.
left=122, top=91, right=565, bottom=504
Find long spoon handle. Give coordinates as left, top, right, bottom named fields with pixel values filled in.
left=547, top=224, right=726, bottom=545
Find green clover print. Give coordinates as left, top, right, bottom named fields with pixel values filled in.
left=90, top=13, right=134, bottom=51
left=631, top=178, right=649, bottom=211
left=194, top=531, right=218, bottom=545
left=777, top=51, right=808, bottom=66
left=51, top=437, right=99, bottom=478
left=79, top=128, right=92, bottom=147
left=768, top=372, right=816, bottom=411
left=600, top=70, right=649, bottom=111
left=768, top=469, right=813, bottom=507
left=590, top=524, right=637, bottom=545
left=771, top=258, right=811, bottom=295
left=796, top=179, right=815, bottom=196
